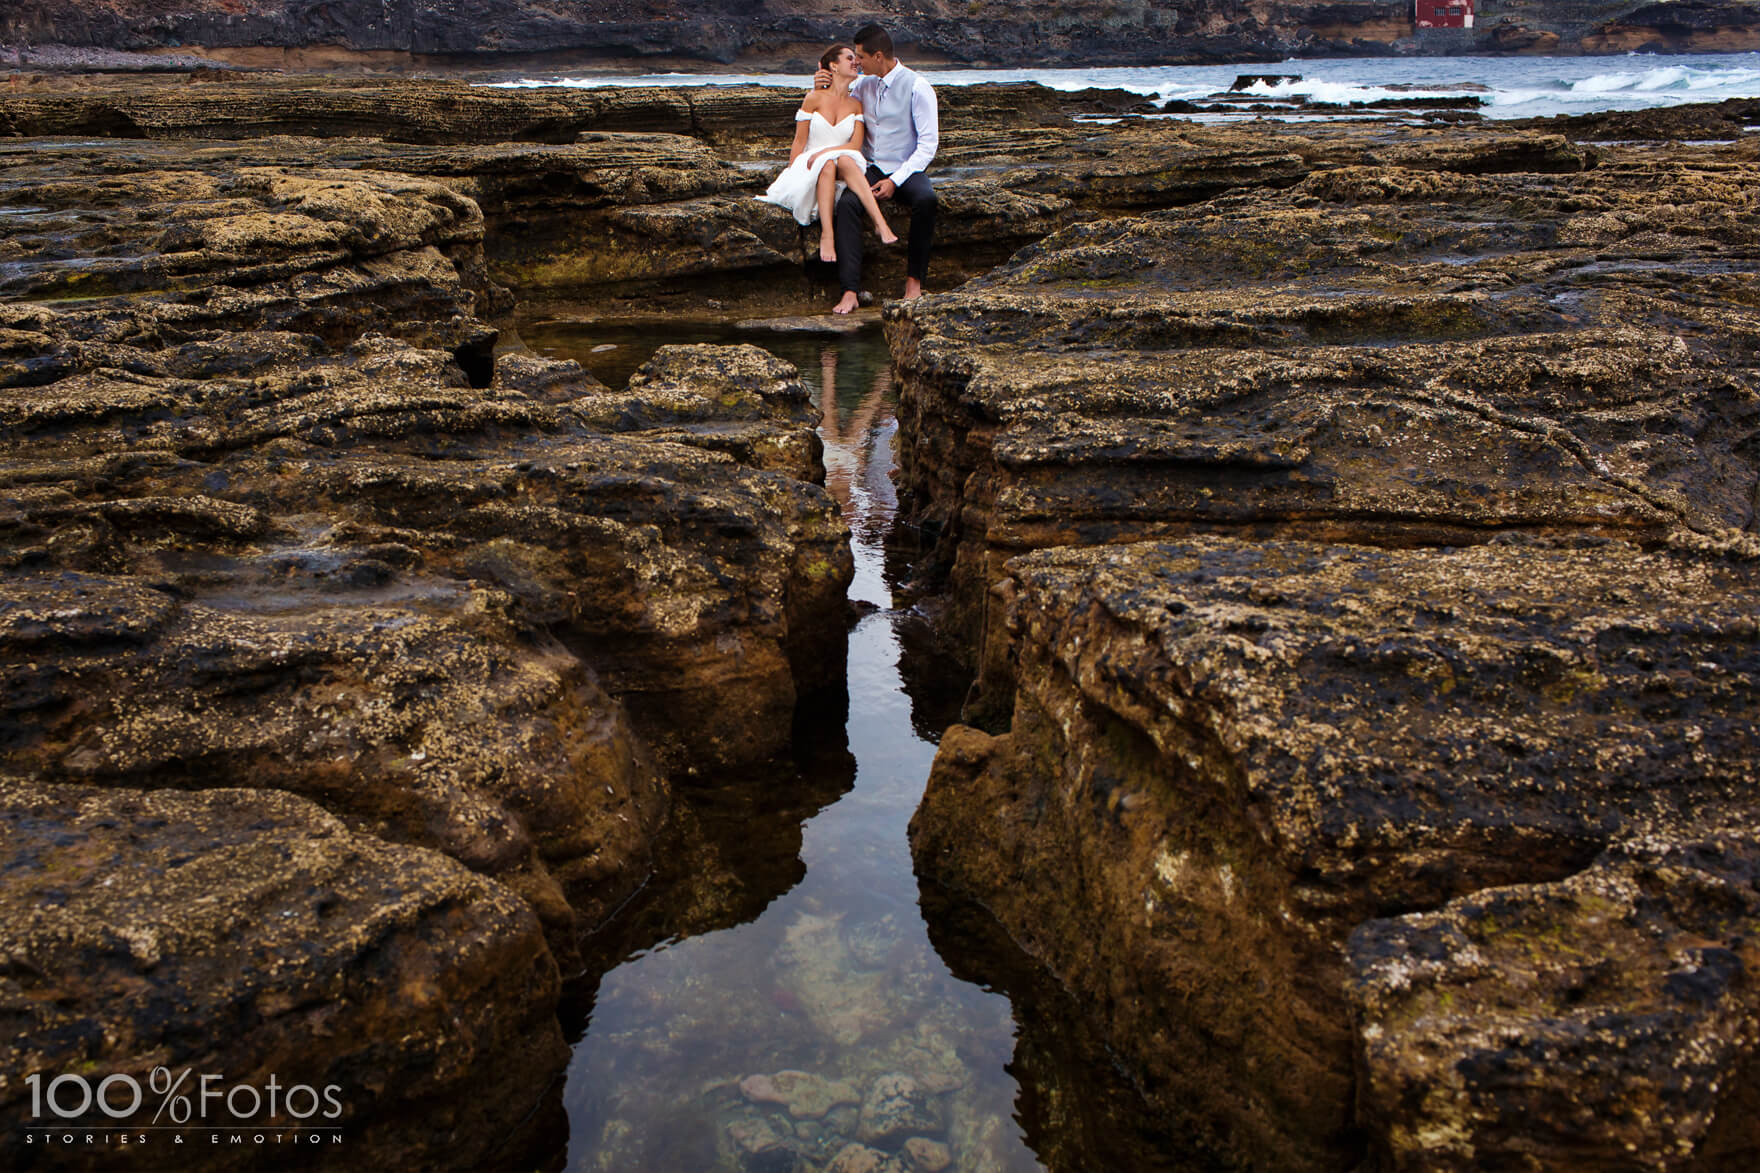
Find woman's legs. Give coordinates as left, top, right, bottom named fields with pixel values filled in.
left=837, top=156, right=898, bottom=244
left=815, top=164, right=838, bottom=262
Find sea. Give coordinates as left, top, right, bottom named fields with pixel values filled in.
left=488, top=51, right=1760, bottom=120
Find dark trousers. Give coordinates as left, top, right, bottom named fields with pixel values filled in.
left=834, top=165, right=937, bottom=294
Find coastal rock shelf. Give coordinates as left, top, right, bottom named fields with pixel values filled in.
left=0, top=107, right=850, bottom=1168
left=1352, top=825, right=1760, bottom=1170
left=0, top=80, right=1328, bottom=307
left=4, top=67, right=1760, bottom=1170
left=896, top=125, right=1760, bottom=1168
left=886, top=150, right=1760, bottom=687
left=0, top=778, right=567, bottom=1168
left=914, top=539, right=1760, bottom=1169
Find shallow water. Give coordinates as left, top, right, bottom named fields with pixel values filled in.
left=517, top=322, right=1203, bottom=1172
left=528, top=325, right=1031, bottom=1172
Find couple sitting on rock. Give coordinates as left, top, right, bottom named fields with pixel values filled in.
left=756, top=24, right=938, bottom=314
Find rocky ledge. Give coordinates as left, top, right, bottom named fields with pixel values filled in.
left=6, top=65, right=1760, bottom=1170
left=898, top=118, right=1760, bottom=1168
left=0, top=779, right=567, bottom=1170
left=0, top=77, right=1318, bottom=314
left=917, top=537, right=1760, bottom=1169
left=0, top=104, right=852, bottom=1165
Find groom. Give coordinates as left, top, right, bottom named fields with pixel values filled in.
left=814, top=24, right=939, bottom=313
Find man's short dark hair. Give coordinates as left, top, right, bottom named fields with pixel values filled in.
left=853, top=24, right=894, bottom=57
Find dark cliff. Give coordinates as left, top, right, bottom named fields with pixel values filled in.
left=3, top=1, right=1757, bottom=69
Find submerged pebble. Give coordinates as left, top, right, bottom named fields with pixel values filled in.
left=740, top=1069, right=863, bottom=1119
left=859, top=1072, right=947, bottom=1147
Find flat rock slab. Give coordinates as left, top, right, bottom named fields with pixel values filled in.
left=1351, top=826, right=1760, bottom=1171
left=0, top=569, right=662, bottom=932
left=739, top=1069, right=861, bottom=1119
left=0, top=778, right=566, bottom=1170
left=914, top=534, right=1760, bottom=1169
left=735, top=310, right=882, bottom=334
left=886, top=155, right=1760, bottom=673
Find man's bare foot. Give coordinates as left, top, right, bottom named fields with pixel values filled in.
left=819, top=237, right=836, bottom=263
left=832, top=290, right=860, bottom=314
left=902, top=277, right=924, bottom=300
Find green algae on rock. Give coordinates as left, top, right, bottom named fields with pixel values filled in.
left=1350, top=825, right=1760, bottom=1171
left=896, top=115, right=1760, bottom=1170
left=0, top=778, right=567, bottom=1171
left=914, top=537, right=1760, bottom=1170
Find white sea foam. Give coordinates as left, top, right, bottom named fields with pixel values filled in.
left=486, top=53, right=1760, bottom=121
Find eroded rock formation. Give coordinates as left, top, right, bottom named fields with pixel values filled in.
left=898, top=118, right=1760, bottom=1169
left=917, top=538, right=1760, bottom=1168
left=1351, top=826, right=1760, bottom=1170
left=0, top=779, right=567, bottom=1170
left=0, top=92, right=855, bottom=1165
left=6, top=64, right=1760, bottom=1170
left=0, top=80, right=1319, bottom=308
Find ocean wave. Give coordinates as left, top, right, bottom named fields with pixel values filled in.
left=485, top=53, right=1760, bottom=121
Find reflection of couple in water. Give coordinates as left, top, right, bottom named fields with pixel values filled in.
left=813, top=345, right=894, bottom=515
left=756, top=24, right=939, bottom=314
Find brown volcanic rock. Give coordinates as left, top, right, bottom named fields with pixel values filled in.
left=1583, top=1, right=1760, bottom=53
left=1521, top=96, right=1760, bottom=142
left=0, top=316, right=851, bottom=777
left=0, top=157, right=502, bottom=349
left=0, top=56, right=875, bottom=1173
left=885, top=152, right=1760, bottom=680
left=0, top=1, right=1407, bottom=67
left=0, top=76, right=638, bottom=143
left=1350, top=825, right=1760, bottom=1171
left=914, top=536, right=1760, bottom=1170
left=0, top=119, right=851, bottom=939
left=17, top=1, right=1738, bottom=68
left=0, top=78, right=1075, bottom=146
left=0, top=570, right=664, bottom=932
left=900, top=125, right=1760, bottom=1168
left=0, top=778, right=568, bottom=1171
left=587, top=342, right=827, bottom=480
left=0, top=83, right=1323, bottom=302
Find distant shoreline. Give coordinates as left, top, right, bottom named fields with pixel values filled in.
left=3, top=40, right=1758, bottom=82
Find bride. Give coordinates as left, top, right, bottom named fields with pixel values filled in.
left=757, top=43, right=898, bottom=264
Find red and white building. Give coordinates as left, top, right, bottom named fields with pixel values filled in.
left=1415, top=0, right=1475, bottom=28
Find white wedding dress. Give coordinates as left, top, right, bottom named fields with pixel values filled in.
left=756, top=111, right=867, bottom=226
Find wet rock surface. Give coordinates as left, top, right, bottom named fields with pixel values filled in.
left=0, top=778, right=567, bottom=1171
left=915, top=538, right=1760, bottom=1169
left=0, top=85, right=855, bottom=1167
left=0, top=78, right=1328, bottom=310
left=886, top=133, right=1760, bottom=678
left=7, top=64, right=1760, bottom=1171
left=1350, top=825, right=1760, bottom=1171
left=898, top=116, right=1760, bottom=1170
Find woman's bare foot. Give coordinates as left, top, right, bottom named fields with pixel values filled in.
left=832, top=290, right=860, bottom=314
left=877, top=226, right=899, bottom=245
left=819, top=236, right=836, bottom=263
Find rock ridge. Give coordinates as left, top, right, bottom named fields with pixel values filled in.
left=896, top=112, right=1760, bottom=1169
